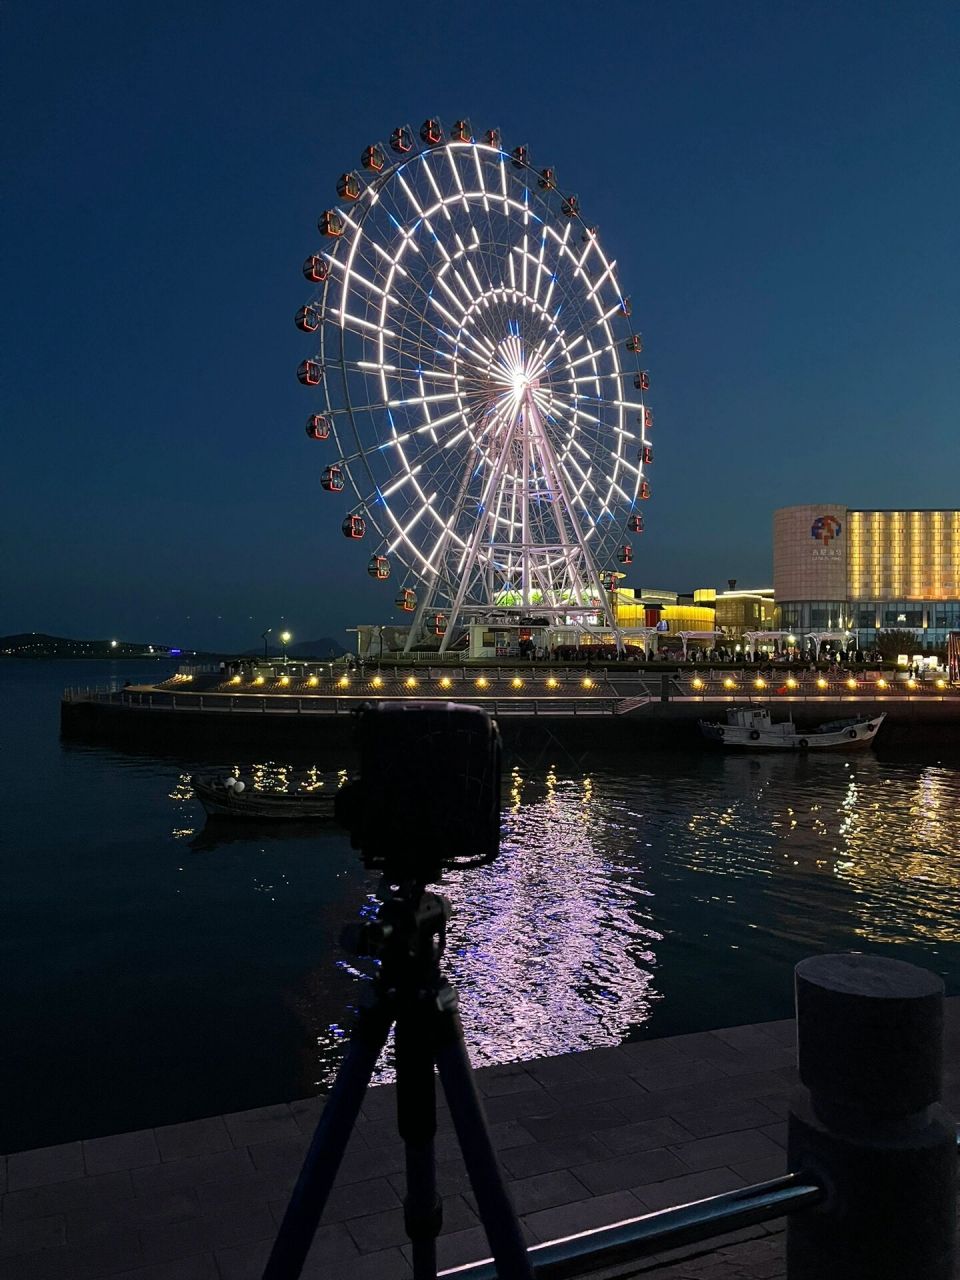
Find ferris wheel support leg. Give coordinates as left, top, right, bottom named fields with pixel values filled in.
left=411, top=441, right=492, bottom=657
left=520, top=414, right=531, bottom=608
left=440, top=415, right=522, bottom=654
left=523, top=393, right=618, bottom=644
left=403, top=577, right=439, bottom=654
left=519, top=402, right=580, bottom=608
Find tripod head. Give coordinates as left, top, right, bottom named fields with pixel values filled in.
left=335, top=701, right=502, bottom=884
left=341, top=882, right=453, bottom=1006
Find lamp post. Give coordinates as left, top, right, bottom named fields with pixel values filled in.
left=280, top=630, right=292, bottom=665
left=261, top=628, right=272, bottom=660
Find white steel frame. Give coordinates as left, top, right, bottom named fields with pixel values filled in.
left=299, top=127, right=653, bottom=650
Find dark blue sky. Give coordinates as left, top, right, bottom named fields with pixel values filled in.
left=3, top=1, right=957, bottom=651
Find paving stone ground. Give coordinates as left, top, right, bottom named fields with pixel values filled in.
left=1, top=1000, right=957, bottom=1279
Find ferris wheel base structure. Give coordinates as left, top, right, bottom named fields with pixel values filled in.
left=295, top=118, right=656, bottom=654
left=355, top=618, right=662, bottom=664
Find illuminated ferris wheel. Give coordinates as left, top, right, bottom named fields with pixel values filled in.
left=296, top=118, right=654, bottom=651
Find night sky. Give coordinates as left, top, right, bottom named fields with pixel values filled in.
left=2, top=1, right=957, bottom=652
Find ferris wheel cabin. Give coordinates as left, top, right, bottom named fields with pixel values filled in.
left=302, top=254, right=329, bottom=283
left=297, top=360, right=322, bottom=386
left=294, top=116, right=659, bottom=657
left=305, top=414, right=331, bottom=441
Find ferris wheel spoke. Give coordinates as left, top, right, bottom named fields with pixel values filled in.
left=301, top=128, right=651, bottom=638
left=443, top=144, right=473, bottom=214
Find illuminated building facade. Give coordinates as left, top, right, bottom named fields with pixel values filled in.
left=774, top=504, right=960, bottom=648
left=613, top=587, right=776, bottom=641
left=693, top=587, right=778, bottom=636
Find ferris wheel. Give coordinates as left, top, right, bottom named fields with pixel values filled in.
left=296, top=118, right=654, bottom=651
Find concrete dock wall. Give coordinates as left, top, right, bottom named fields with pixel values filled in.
left=61, top=693, right=960, bottom=755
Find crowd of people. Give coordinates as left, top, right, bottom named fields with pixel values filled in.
left=545, top=644, right=890, bottom=665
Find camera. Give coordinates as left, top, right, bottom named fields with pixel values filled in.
left=335, top=701, right=501, bottom=883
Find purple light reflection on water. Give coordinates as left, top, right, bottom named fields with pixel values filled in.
left=8, top=662, right=960, bottom=1152
left=310, top=752, right=960, bottom=1092
left=325, top=767, right=663, bottom=1085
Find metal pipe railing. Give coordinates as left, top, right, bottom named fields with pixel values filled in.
left=437, top=1174, right=821, bottom=1279
left=441, top=1128, right=960, bottom=1280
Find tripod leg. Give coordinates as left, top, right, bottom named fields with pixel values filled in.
left=434, top=996, right=534, bottom=1280
left=396, top=1000, right=442, bottom=1280
left=263, top=1002, right=392, bottom=1280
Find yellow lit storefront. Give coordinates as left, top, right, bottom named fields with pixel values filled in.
left=612, top=590, right=714, bottom=632
left=612, top=588, right=773, bottom=641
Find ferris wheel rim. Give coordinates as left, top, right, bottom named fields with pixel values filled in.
left=299, top=122, right=653, bottom=616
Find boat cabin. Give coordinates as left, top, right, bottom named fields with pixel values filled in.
left=725, top=707, right=797, bottom=739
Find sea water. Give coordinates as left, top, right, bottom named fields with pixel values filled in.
left=3, top=658, right=959, bottom=1151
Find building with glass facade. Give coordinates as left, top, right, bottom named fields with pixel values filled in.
left=774, top=504, right=960, bottom=649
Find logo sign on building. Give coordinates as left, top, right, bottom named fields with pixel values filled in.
left=811, top=514, right=843, bottom=561
left=811, top=515, right=842, bottom=545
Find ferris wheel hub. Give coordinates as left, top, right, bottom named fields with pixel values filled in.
left=296, top=121, right=654, bottom=654
left=491, top=335, right=543, bottom=402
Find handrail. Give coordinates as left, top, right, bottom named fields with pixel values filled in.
left=441, top=1123, right=960, bottom=1280
left=439, top=1173, right=822, bottom=1279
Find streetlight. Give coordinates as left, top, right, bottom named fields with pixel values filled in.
left=261, top=628, right=272, bottom=660
left=280, top=630, right=292, bottom=664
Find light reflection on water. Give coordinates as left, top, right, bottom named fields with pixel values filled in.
left=435, top=769, right=660, bottom=1064
left=315, top=766, right=663, bottom=1084
left=306, top=751, right=960, bottom=1089
left=6, top=653, right=960, bottom=1149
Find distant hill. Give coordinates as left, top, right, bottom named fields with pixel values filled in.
left=1, top=632, right=349, bottom=660
left=0, top=633, right=181, bottom=659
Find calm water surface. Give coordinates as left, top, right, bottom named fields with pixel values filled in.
left=3, top=659, right=959, bottom=1151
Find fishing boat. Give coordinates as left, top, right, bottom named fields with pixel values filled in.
left=191, top=774, right=338, bottom=820
left=699, top=707, right=885, bottom=752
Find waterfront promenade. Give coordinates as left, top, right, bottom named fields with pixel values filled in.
left=2, top=999, right=958, bottom=1279
left=61, top=665, right=960, bottom=752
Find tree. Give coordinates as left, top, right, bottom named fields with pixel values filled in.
left=874, top=629, right=929, bottom=660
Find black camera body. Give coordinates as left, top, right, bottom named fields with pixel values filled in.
left=335, top=701, right=501, bottom=883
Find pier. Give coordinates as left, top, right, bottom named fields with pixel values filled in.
left=61, top=666, right=960, bottom=752
left=3, top=997, right=957, bottom=1279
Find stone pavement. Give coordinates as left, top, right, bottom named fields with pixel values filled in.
left=1, top=1000, right=957, bottom=1279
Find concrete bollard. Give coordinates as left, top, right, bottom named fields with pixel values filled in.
left=787, top=954, right=957, bottom=1279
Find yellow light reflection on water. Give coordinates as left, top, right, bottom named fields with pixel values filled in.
left=834, top=764, right=960, bottom=944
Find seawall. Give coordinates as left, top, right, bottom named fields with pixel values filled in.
left=60, top=689, right=960, bottom=757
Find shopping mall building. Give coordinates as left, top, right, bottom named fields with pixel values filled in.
left=774, top=504, right=960, bottom=649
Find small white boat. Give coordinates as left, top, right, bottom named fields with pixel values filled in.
left=699, top=707, right=885, bottom=751
left=191, top=774, right=338, bottom=820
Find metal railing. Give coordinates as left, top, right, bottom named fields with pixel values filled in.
left=62, top=688, right=628, bottom=718
left=63, top=667, right=960, bottom=716
left=438, top=955, right=958, bottom=1280
left=438, top=1173, right=823, bottom=1279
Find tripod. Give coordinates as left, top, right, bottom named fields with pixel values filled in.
left=263, top=884, right=534, bottom=1280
